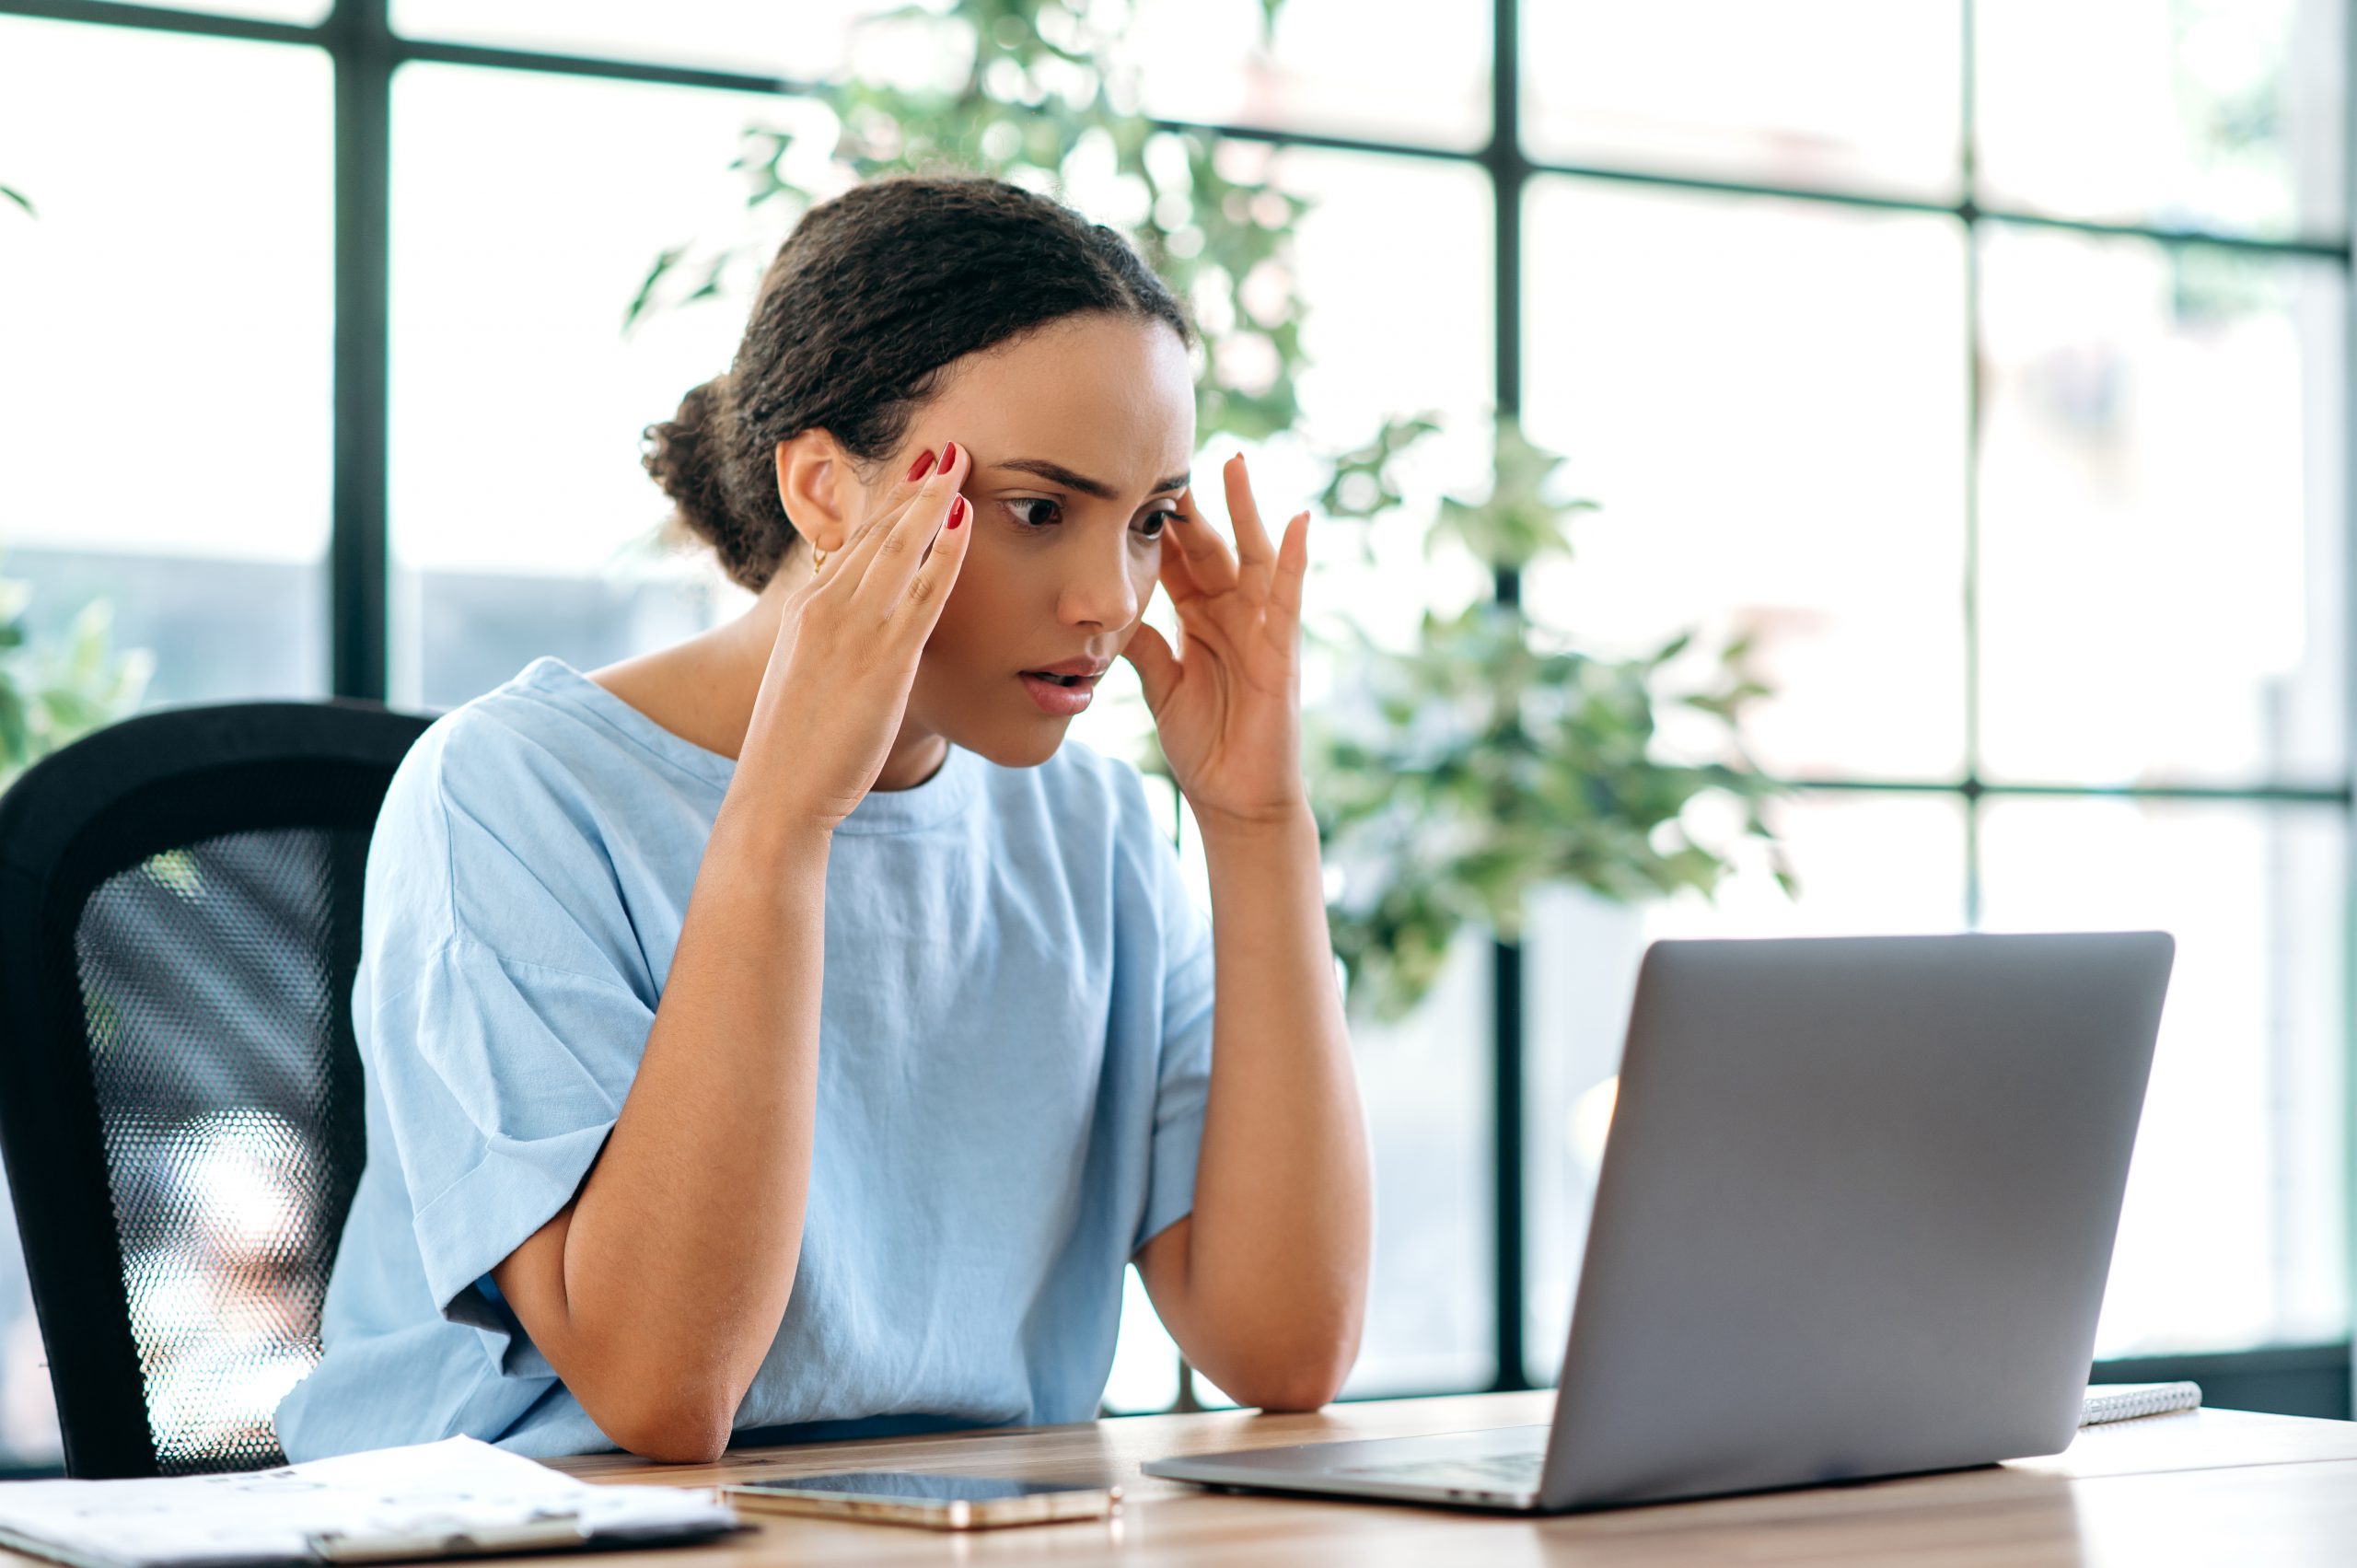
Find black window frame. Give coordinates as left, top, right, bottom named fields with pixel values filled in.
left=4, top=0, right=2350, bottom=1420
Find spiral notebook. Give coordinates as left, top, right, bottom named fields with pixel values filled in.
left=0, top=1436, right=738, bottom=1568
left=2081, top=1381, right=2203, bottom=1425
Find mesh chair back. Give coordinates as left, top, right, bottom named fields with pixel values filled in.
left=0, top=702, right=432, bottom=1477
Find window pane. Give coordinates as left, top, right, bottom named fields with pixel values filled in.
left=1522, top=180, right=1969, bottom=782
left=1273, top=148, right=1495, bottom=452
left=1130, top=0, right=1489, bottom=153
left=389, top=64, right=770, bottom=708
left=0, top=20, right=332, bottom=709
left=1976, top=0, right=2347, bottom=242
left=1264, top=145, right=1496, bottom=654
left=1522, top=790, right=1969, bottom=1384
left=1342, top=931, right=1496, bottom=1396
left=393, top=0, right=803, bottom=75
left=1980, top=798, right=2347, bottom=1356
left=1521, top=1, right=1964, bottom=201
left=1977, top=226, right=2345, bottom=788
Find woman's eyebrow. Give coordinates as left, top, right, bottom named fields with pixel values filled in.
left=991, top=458, right=1190, bottom=499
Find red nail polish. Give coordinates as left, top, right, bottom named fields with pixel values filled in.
left=940, top=440, right=958, bottom=470
left=946, top=494, right=967, bottom=529
left=906, top=448, right=935, bottom=482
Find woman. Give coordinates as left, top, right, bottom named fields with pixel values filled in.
left=274, top=173, right=1370, bottom=1464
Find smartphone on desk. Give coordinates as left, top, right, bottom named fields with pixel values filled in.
left=718, top=1471, right=1120, bottom=1530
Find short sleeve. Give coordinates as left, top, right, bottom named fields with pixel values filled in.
left=355, top=711, right=661, bottom=1342
left=376, top=934, right=652, bottom=1319
left=1133, top=838, right=1215, bottom=1254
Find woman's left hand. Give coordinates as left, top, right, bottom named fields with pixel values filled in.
left=1120, top=452, right=1311, bottom=831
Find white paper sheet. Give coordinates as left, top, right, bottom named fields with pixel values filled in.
left=0, top=1436, right=737, bottom=1568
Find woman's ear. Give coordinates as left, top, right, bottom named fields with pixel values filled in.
left=774, top=430, right=859, bottom=556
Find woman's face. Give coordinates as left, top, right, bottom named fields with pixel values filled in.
left=873, top=312, right=1198, bottom=768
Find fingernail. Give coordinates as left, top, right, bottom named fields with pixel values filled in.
left=941, top=440, right=959, bottom=470
left=946, top=494, right=968, bottom=529
left=906, top=448, right=935, bottom=482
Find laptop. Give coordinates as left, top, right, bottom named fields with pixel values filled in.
left=1144, top=931, right=2176, bottom=1514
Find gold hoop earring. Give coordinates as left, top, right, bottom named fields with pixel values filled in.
left=810, top=547, right=829, bottom=574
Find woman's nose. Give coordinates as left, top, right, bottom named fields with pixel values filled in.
left=1058, top=532, right=1141, bottom=631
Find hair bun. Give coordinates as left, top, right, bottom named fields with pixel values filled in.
left=644, top=374, right=795, bottom=588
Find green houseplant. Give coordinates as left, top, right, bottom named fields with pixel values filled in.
left=1306, top=415, right=1789, bottom=1021
left=0, top=572, right=154, bottom=798
left=629, top=0, right=1788, bottom=1021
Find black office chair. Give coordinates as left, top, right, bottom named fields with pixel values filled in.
left=0, top=701, right=433, bottom=1478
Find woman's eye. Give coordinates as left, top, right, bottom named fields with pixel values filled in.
left=999, top=497, right=1173, bottom=542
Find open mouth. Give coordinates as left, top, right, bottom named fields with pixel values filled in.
left=1019, top=666, right=1103, bottom=715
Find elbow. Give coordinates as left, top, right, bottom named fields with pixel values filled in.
left=1191, top=1282, right=1366, bottom=1414
left=1228, top=1335, right=1359, bottom=1414
left=611, top=1412, right=732, bottom=1466
left=1248, top=1361, right=1352, bottom=1414
left=581, top=1373, right=739, bottom=1465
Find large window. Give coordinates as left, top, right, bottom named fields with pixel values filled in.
left=0, top=16, right=333, bottom=708
left=1512, top=0, right=2351, bottom=1395
left=0, top=0, right=2349, bottom=1465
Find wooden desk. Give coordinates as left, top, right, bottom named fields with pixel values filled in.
left=550, top=1392, right=2357, bottom=1564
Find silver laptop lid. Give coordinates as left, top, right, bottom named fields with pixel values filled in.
left=1543, top=931, right=2173, bottom=1510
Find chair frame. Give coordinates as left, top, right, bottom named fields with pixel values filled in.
left=0, top=700, right=431, bottom=1477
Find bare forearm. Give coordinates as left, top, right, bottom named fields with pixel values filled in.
left=1177, top=806, right=1370, bottom=1402
left=497, top=784, right=830, bottom=1451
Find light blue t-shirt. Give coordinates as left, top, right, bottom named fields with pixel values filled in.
left=273, top=656, right=1213, bottom=1460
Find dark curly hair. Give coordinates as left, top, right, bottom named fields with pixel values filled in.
left=644, top=173, right=1198, bottom=592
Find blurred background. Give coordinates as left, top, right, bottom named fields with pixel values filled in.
left=1, top=0, right=2351, bottom=1469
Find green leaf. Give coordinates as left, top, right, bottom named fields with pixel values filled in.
left=1429, top=415, right=1597, bottom=571
left=683, top=251, right=733, bottom=305
left=622, top=244, right=689, bottom=333
left=0, top=183, right=33, bottom=218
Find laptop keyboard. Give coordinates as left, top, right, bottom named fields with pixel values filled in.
left=1339, top=1449, right=1545, bottom=1493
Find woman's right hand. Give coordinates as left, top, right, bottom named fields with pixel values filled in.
left=742, top=440, right=973, bottom=831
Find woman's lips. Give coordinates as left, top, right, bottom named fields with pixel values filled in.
left=1020, top=671, right=1097, bottom=715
